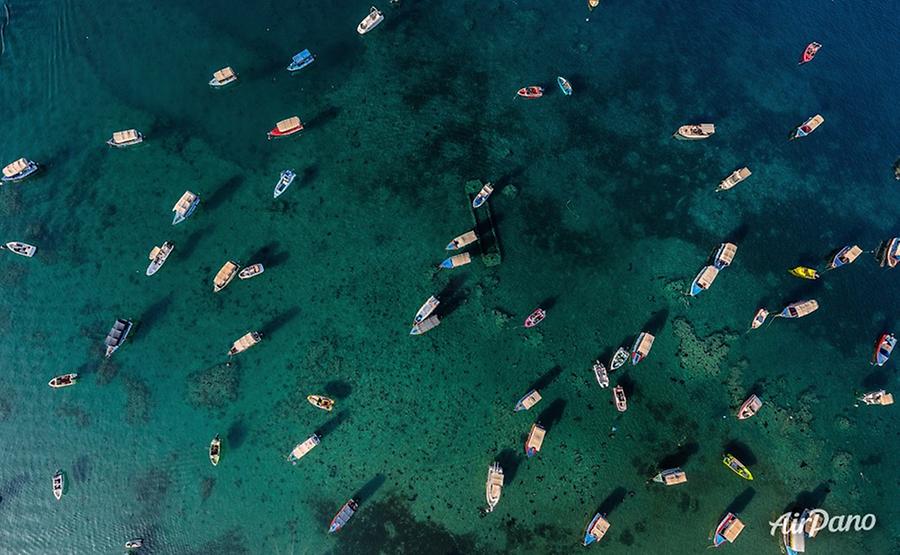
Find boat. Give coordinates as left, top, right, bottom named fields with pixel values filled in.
left=172, top=190, right=200, bottom=225
left=827, top=245, right=862, bottom=269
left=783, top=512, right=807, bottom=555
left=593, top=361, right=609, bottom=388
left=124, top=539, right=143, bottom=550
left=287, top=49, right=315, bottom=72
left=104, top=319, right=133, bottom=358
left=238, top=263, right=264, bottom=280
left=228, top=331, right=262, bottom=356
left=410, top=314, right=441, bottom=335
left=630, top=332, right=654, bottom=365
left=713, top=242, right=737, bottom=269
left=712, top=512, right=744, bottom=547
left=877, top=237, right=900, bottom=268
left=789, top=266, right=820, bottom=280
left=267, top=116, right=303, bottom=139
left=209, top=66, right=237, bottom=87
left=517, top=86, right=544, bottom=99
left=288, top=434, right=320, bottom=463
left=2, top=242, right=37, bottom=257
left=799, top=42, right=822, bottom=65
left=609, top=347, right=628, bottom=371
left=689, top=265, right=719, bottom=296
left=588, top=0, right=600, bottom=10
left=472, top=182, right=494, bottom=208
left=48, top=373, right=78, bottom=389
left=582, top=513, right=610, bottom=546
left=524, top=307, right=546, bottom=328
left=750, top=308, right=769, bottom=329
left=776, top=300, right=819, bottom=319
left=736, top=394, right=762, bottom=419
left=213, top=261, right=240, bottom=292
left=446, top=230, right=478, bottom=250
left=858, top=390, right=894, bottom=406
left=612, top=385, right=627, bottom=412
left=872, top=333, right=896, bottom=366
left=412, top=295, right=440, bottom=326
left=805, top=509, right=825, bottom=538
left=357, top=6, right=384, bottom=34
left=673, top=123, right=715, bottom=140
left=485, top=462, right=504, bottom=513
left=52, top=470, right=64, bottom=500
left=107, top=129, right=143, bottom=148
left=329, top=499, right=359, bottom=533
left=557, top=76, right=573, bottom=96
left=146, top=241, right=174, bottom=276
left=439, top=252, right=472, bottom=269
left=722, top=453, right=753, bottom=480
left=273, top=169, right=296, bottom=198
left=895, top=158, right=900, bottom=180
left=307, top=395, right=335, bottom=411
left=524, top=423, right=546, bottom=457
left=716, top=167, right=752, bottom=192
left=652, top=468, right=687, bottom=486
left=209, top=435, right=221, bottom=466
left=1, top=158, right=38, bottom=182
left=790, top=114, right=824, bottom=140
left=514, top=389, right=542, bottom=412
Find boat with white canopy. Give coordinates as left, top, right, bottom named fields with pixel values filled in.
left=228, top=331, right=261, bottom=356
left=107, top=129, right=143, bottom=148
left=209, top=66, right=237, bottom=87
left=172, top=191, right=200, bottom=225
left=213, top=261, right=240, bottom=292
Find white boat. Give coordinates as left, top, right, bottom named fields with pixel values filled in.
left=357, top=6, right=384, bottom=34
left=776, top=300, right=819, bottom=319
left=1, top=158, right=39, bottom=182
left=238, top=263, right=264, bottom=280
left=446, top=230, right=478, bottom=250
left=716, top=167, right=752, bottom=192
left=485, top=462, right=504, bottom=513
left=228, top=331, right=262, bottom=356
left=2, top=241, right=37, bottom=257
left=104, top=319, right=133, bottom=358
left=514, top=389, right=542, bottom=412
left=613, top=385, right=627, bottom=412
left=288, top=434, right=320, bottom=463
left=472, top=182, right=494, bottom=208
left=736, top=394, right=763, bottom=419
left=410, top=314, right=440, bottom=335
left=48, top=373, right=78, bottom=388
left=674, top=123, right=715, bottom=140
left=412, top=295, right=439, bottom=327
left=172, top=191, right=200, bottom=225
left=146, top=241, right=174, bottom=276
left=652, top=468, right=687, bottom=486
left=209, top=435, right=221, bottom=466
left=609, top=347, right=628, bottom=371
left=750, top=308, right=769, bottom=329
left=125, top=539, right=144, bottom=550
left=209, top=66, right=237, bottom=87
left=713, top=242, right=737, bottom=269
left=592, top=361, right=609, bottom=388
left=52, top=470, right=64, bottom=500
left=107, top=129, right=143, bottom=148
left=213, top=261, right=240, bottom=292
left=858, top=390, right=894, bottom=406
left=274, top=170, right=296, bottom=198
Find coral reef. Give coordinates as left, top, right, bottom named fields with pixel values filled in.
left=672, top=317, right=738, bottom=375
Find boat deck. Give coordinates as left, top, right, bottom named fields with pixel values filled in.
left=464, top=180, right=502, bottom=266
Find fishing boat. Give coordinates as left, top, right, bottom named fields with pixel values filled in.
left=588, top=0, right=600, bottom=10
left=2, top=242, right=37, bottom=257
left=287, top=49, right=315, bottom=71
left=652, top=468, right=687, bottom=486
left=827, top=245, right=862, bottom=269
left=689, top=265, right=719, bottom=296
left=410, top=314, right=441, bottom=335
left=799, top=42, right=822, bottom=65
left=48, top=373, right=78, bottom=389
left=789, top=266, right=819, bottom=280
left=412, top=295, right=440, bottom=326
left=713, top=242, right=737, bottom=269
left=329, top=499, right=359, bottom=533
left=209, top=435, right=221, bottom=466
left=712, top=512, right=744, bottom=547
left=439, top=252, right=472, bottom=269
left=716, top=167, right=752, bottom=192
left=609, top=347, right=628, bottom=371
left=630, top=332, right=654, bottom=365
left=524, top=423, right=546, bottom=457
left=228, top=331, right=262, bottom=356
left=582, top=513, right=610, bottom=546
left=273, top=169, right=295, bottom=198
left=213, top=261, right=240, bottom=292
left=612, top=385, right=627, bottom=412
left=783, top=512, right=806, bottom=555
left=557, top=76, right=573, bottom=96
left=877, top=237, right=900, bottom=268
left=307, top=395, right=335, bottom=411
left=104, top=319, right=133, bottom=358
left=514, top=389, right=542, bottom=412
left=472, top=182, right=494, bottom=208
left=357, top=6, right=384, bottom=34
left=524, top=307, right=546, bottom=328
left=124, top=539, right=143, bottom=550
left=485, top=462, right=504, bottom=513
left=750, top=308, right=769, bottom=329
left=238, top=263, right=264, bottom=280
left=673, top=123, right=715, bottom=140
left=172, top=190, right=200, bottom=225
left=1, top=158, right=38, bottom=182
left=517, top=86, right=544, bottom=99
left=872, top=333, right=896, bottom=366
left=146, top=241, right=174, bottom=276
left=288, top=434, right=320, bottom=463
left=267, top=116, right=303, bottom=139
left=107, top=129, right=143, bottom=148
left=722, top=453, right=753, bottom=480
left=790, top=114, right=824, bottom=140
left=593, top=361, right=609, bottom=388
left=736, top=394, right=762, bottom=419
left=52, top=470, right=64, bottom=500
left=776, top=300, right=819, bottom=319
left=446, top=230, right=478, bottom=250
left=858, top=390, right=894, bottom=406
left=209, top=66, right=237, bottom=87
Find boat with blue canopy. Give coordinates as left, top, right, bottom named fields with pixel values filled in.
left=287, top=49, right=315, bottom=72
left=557, top=76, right=573, bottom=96
left=827, top=245, right=862, bottom=270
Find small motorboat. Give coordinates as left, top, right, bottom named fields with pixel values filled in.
left=1, top=158, right=39, bottom=182
left=228, top=331, right=262, bottom=356
left=799, top=42, right=822, bottom=65
left=712, top=512, right=745, bottom=547
left=209, top=66, right=237, bottom=87
left=776, top=300, right=819, bottom=319
left=2, top=242, right=37, bottom=257
left=652, top=468, right=687, bottom=486
left=612, top=385, right=627, bottom=412
left=172, top=190, right=200, bottom=225
left=557, top=76, right=573, bottom=96
left=827, top=245, right=862, bottom=270
left=287, top=49, right=315, bottom=72
left=307, top=395, right=335, bottom=411
left=722, top=453, right=753, bottom=480
left=124, top=539, right=143, bottom=550
left=238, top=263, right=264, bottom=280
left=750, top=308, right=769, bottom=330
left=524, top=423, right=546, bottom=457
left=472, top=182, right=494, bottom=208
left=524, top=308, right=546, bottom=328
left=104, top=319, right=133, bottom=358
left=439, top=252, right=472, bottom=269
left=274, top=169, right=296, bottom=198
left=288, top=434, right=320, bottom=464
left=517, top=86, right=544, bottom=99
left=485, top=462, right=504, bottom=513
left=107, top=129, right=143, bottom=148
left=329, top=499, right=359, bottom=533
left=213, top=261, right=240, bottom=292
left=48, top=373, right=78, bottom=389
left=593, top=361, right=609, bottom=388
left=736, top=394, right=762, bottom=419
left=790, top=114, right=824, bottom=140
left=673, top=123, right=715, bottom=140
left=412, top=295, right=440, bottom=326
left=858, top=390, right=894, bottom=406
left=716, top=167, right=752, bottom=192
left=209, top=435, right=221, bottom=466
left=877, top=237, right=900, bottom=268
left=871, top=333, right=896, bottom=366
left=713, top=242, right=737, bottom=269
left=52, top=470, right=64, bottom=500
left=609, top=347, right=628, bottom=371
left=357, top=6, right=384, bottom=34
left=446, top=230, right=478, bottom=250
left=410, top=314, right=441, bottom=335
left=630, top=332, right=654, bottom=365
left=689, top=265, right=719, bottom=296
left=789, top=266, right=820, bottom=280
left=267, top=116, right=303, bottom=139
left=588, top=0, right=600, bottom=10
left=146, top=242, right=174, bottom=276
left=514, top=389, right=542, bottom=412
left=582, top=513, right=610, bottom=546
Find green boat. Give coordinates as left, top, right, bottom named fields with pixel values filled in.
left=723, top=453, right=753, bottom=480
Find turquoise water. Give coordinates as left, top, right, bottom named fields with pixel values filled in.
left=0, top=0, right=898, bottom=553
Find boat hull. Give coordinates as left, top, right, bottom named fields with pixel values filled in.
left=1, top=162, right=38, bottom=182
left=872, top=333, right=896, bottom=366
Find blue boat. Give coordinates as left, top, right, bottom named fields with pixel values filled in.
left=2, top=158, right=39, bottom=182
left=287, top=49, right=315, bottom=72
left=688, top=265, right=718, bottom=297
left=557, top=76, right=573, bottom=96
left=329, top=499, right=358, bottom=533
left=827, top=245, right=862, bottom=269
left=583, top=513, right=610, bottom=546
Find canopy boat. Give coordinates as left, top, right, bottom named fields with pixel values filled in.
left=858, top=390, right=894, bottom=406
left=631, top=332, right=654, bottom=365
left=612, top=385, right=627, bottom=412
left=722, top=453, right=753, bottom=480
left=712, top=512, right=744, bottom=547
left=146, top=241, right=174, bottom=276
left=805, top=509, right=825, bottom=538
left=689, top=265, right=719, bottom=296
left=104, top=319, right=133, bottom=358
left=287, top=49, right=315, bottom=72
left=485, top=462, right=504, bottom=513
left=588, top=0, right=600, bottom=10
left=652, top=468, right=687, bottom=486
left=209, top=435, right=221, bottom=466
left=213, top=261, right=240, bottom=292
left=609, top=347, right=629, bottom=371
left=593, top=361, right=609, bottom=388
left=238, top=263, right=264, bottom=280
left=524, top=423, right=546, bottom=457
left=124, top=539, right=143, bottom=550
left=674, top=123, right=715, bottom=140
left=172, top=190, right=200, bottom=225
left=799, top=42, right=822, bottom=65
left=3, top=242, right=37, bottom=257
left=229, top=331, right=262, bottom=356
left=52, top=470, right=64, bottom=500
left=872, top=333, right=896, bottom=366
left=274, top=169, right=296, bottom=198
left=446, top=230, right=478, bottom=250
left=517, top=86, right=544, bottom=99
left=789, top=266, right=819, bottom=280
left=412, top=295, right=440, bottom=326
left=288, top=434, right=320, bottom=463
left=329, top=499, right=359, bottom=533
left=583, top=513, right=610, bottom=546
left=1, top=158, right=38, bottom=182
left=736, top=394, right=762, bottom=419
left=209, top=66, right=237, bottom=87
left=410, top=314, right=441, bottom=335
left=524, top=307, right=546, bottom=328
left=268, top=116, right=303, bottom=139
left=48, top=373, right=78, bottom=389
left=357, top=6, right=384, bottom=34
left=876, top=237, right=900, bottom=268
left=472, top=182, right=494, bottom=208
left=439, top=252, right=472, bottom=269
left=790, top=114, right=824, bottom=140
left=307, top=395, right=335, bottom=411
left=514, top=389, right=542, bottom=412
left=776, top=300, right=819, bottom=319
left=716, top=167, right=752, bottom=192
left=713, top=242, right=737, bottom=269
left=783, top=512, right=806, bottom=555
left=827, top=245, right=862, bottom=269
left=557, top=76, right=573, bottom=96
left=750, top=308, right=769, bottom=329
left=107, top=129, right=143, bottom=148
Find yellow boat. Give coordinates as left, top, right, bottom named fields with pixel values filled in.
left=789, top=266, right=819, bottom=280
left=722, top=454, right=753, bottom=480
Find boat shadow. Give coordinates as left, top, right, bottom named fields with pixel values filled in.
left=616, top=374, right=637, bottom=398
left=246, top=241, right=290, bottom=269
left=537, top=296, right=559, bottom=312
left=436, top=275, right=470, bottom=319
left=204, top=175, right=245, bottom=211
left=316, top=410, right=349, bottom=438
left=306, top=106, right=341, bottom=129
left=261, top=306, right=301, bottom=337
left=723, top=440, right=757, bottom=465
left=352, top=474, right=386, bottom=505
left=495, top=448, right=522, bottom=486
left=324, top=380, right=352, bottom=400
left=723, top=223, right=750, bottom=245
left=596, top=487, right=628, bottom=516
left=784, top=483, right=831, bottom=513
left=657, top=441, right=700, bottom=469
left=528, top=365, right=562, bottom=392
left=227, top=418, right=248, bottom=449
left=536, top=398, right=566, bottom=432
left=642, top=308, right=670, bottom=337
left=861, top=369, right=890, bottom=389
left=178, top=225, right=215, bottom=261
left=136, top=294, right=173, bottom=337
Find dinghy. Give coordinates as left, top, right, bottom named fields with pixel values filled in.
left=307, top=395, right=335, bottom=411
left=674, top=123, right=715, bottom=140
left=209, top=435, right=221, bottom=466
left=716, top=167, right=751, bottom=192
left=652, top=468, right=687, bottom=486
left=209, top=66, right=237, bottom=87
left=213, top=261, right=240, bottom=292
left=609, top=347, right=628, bottom=371
left=485, top=462, right=504, bottom=513
left=514, top=389, right=542, bottom=412
left=713, top=243, right=737, bottom=269
left=871, top=333, right=896, bottom=366
left=593, top=361, right=609, bottom=388
left=1, top=158, right=38, bottom=182
left=877, top=237, right=900, bottom=268
left=736, top=394, right=762, bottom=419
left=557, top=76, right=573, bottom=96
left=827, top=245, right=862, bottom=269
left=858, top=390, right=894, bottom=406
left=517, top=86, right=544, bottom=99
left=412, top=295, right=440, bottom=326
left=238, top=263, right=264, bottom=280
left=329, top=499, right=359, bottom=533
left=583, top=513, right=610, bottom=546
left=789, top=266, right=819, bottom=280
left=288, top=434, right=320, bottom=463
left=524, top=423, right=546, bottom=457
left=689, top=265, right=719, bottom=296
left=52, top=470, right=64, bottom=500
left=2, top=242, right=37, bottom=257
left=790, top=114, right=824, bottom=140
left=357, top=6, right=384, bottom=34
left=799, top=42, right=822, bottom=65
left=472, top=182, right=494, bottom=208
left=630, top=332, right=654, bottom=365
left=613, top=385, right=627, bottom=412
left=722, top=453, right=753, bottom=480
left=48, top=373, right=78, bottom=389
left=107, top=129, right=143, bottom=148
left=172, top=191, right=200, bottom=225
left=776, top=300, right=818, bottom=319
left=104, top=319, right=133, bottom=358
left=524, top=308, right=546, bottom=328
left=274, top=170, right=295, bottom=198
left=713, top=512, right=744, bottom=547
left=124, top=539, right=143, bottom=550
left=439, top=252, right=471, bottom=269
left=228, top=331, right=262, bottom=356
left=410, top=314, right=440, bottom=335
left=446, top=230, right=478, bottom=250
left=287, top=49, right=315, bottom=72
left=750, top=308, right=769, bottom=329
left=267, top=116, right=303, bottom=139
left=146, top=242, right=174, bottom=276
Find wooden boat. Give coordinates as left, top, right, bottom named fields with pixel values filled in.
left=588, top=0, right=600, bottom=11
left=307, top=395, right=335, bottom=411
left=790, top=114, right=824, bottom=140
left=107, top=129, right=143, bottom=148
left=238, top=263, right=264, bottom=280
left=827, top=245, right=862, bottom=269
left=288, top=434, right=320, bottom=463
left=858, top=390, right=894, bottom=406
left=1, top=158, right=38, bottom=182
left=877, top=237, right=900, bottom=268
left=750, top=308, right=769, bottom=329
left=485, top=462, right=504, bottom=513
left=609, top=347, right=628, bottom=371
left=712, top=512, right=744, bottom=547
left=146, top=241, right=174, bottom=276
left=410, top=314, right=440, bottom=335
left=630, top=332, right=654, bottom=365
left=652, top=468, right=687, bottom=486
left=48, top=373, right=78, bottom=389
left=2, top=242, right=37, bottom=257
left=209, top=66, right=237, bottom=87
left=439, top=252, right=472, bottom=269
left=287, top=49, right=315, bottom=72
left=213, top=261, right=240, bottom=292
left=783, top=512, right=806, bottom=555
left=412, top=295, right=440, bottom=325
left=472, top=182, right=494, bottom=208
left=524, top=307, right=546, bottom=328
left=514, top=389, right=542, bottom=412
left=524, top=423, right=546, bottom=457
left=593, top=361, right=609, bottom=388
left=329, top=499, right=359, bottom=533
left=722, top=453, right=753, bottom=480
left=673, top=123, right=715, bottom=140
left=582, top=513, right=610, bottom=546
left=172, top=190, right=200, bottom=225
left=737, top=394, right=762, bottom=419
left=557, top=76, right=573, bottom=96
left=274, top=169, right=295, bottom=198
left=228, top=331, right=262, bottom=356
left=52, top=470, right=64, bottom=500
left=776, top=300, right=819, bottom=319
left=689, top=265, right=719, bottom=296
left=517, top=86, right=544, bottom=99
left=104, top=319, right=133, bottom=358
left=799, top=42, right=822, bottom=65
left=124, top=539, right=143, bottom=550
left=357, top=6, right=384, bottom=34
left=713, top=242, right=737, bottom=269
left=716, top=167, right=752, bottom=192
left=267, top=116, right=303, bottom=139
left=872, top=333, right=896, bottom=366
left=209, top=434, right=221, bottom=466
left=612, top=385, right=627, bottom=412
left=446, top=230, right=477, bottom=250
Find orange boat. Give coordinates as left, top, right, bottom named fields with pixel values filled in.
left=267, top=116, right=303, bottom=139
left=517, top=86, right=543, bottom=99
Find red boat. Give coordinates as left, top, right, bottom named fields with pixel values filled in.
left=267, top=116, right=304, bottom=139
left=798, top=42, right=822, bottom=65
left=517, top=86, right=544, bottom=99
left=524, top=308, right=546, bottom=328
